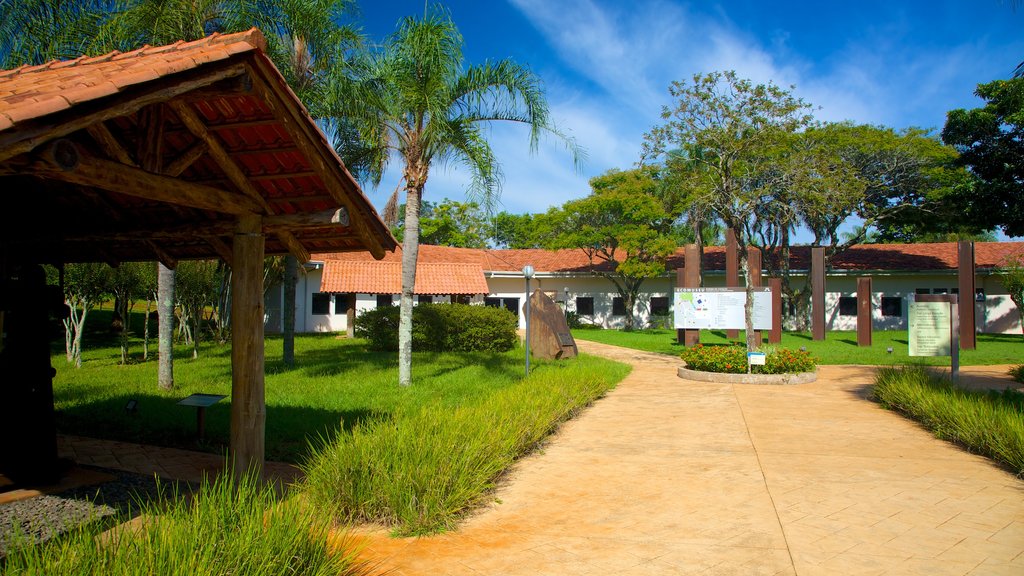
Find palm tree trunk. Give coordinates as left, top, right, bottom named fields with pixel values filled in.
left=158, top=264, right=174, bottom=390
left=398, top=185, right=423, bottom=387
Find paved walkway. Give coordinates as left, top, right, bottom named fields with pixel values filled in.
left=356, top=341, right=1024, bottom=576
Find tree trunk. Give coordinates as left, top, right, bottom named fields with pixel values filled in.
left=735, top=238, right=758, bottom=352
left=143, top=295, right=152, bottom=360
left=158, top=264, right=175, bottom=390
left=282, top=255, right=297, bottom=367
left=73, top=307, right=87, bottom=368
left=398, top=184, right=423, bottom=387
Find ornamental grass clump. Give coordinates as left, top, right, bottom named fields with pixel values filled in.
left=874, top=365, right=1024, bottom=475
left=1, top=471, right=372, bottom=576
left=300, top=355, right=630, bottom=536
left=680, top=343, right=816, bottom=374
left=1010, top=365, right=1024, bottom=384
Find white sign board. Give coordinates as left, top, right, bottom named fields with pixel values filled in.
left=909, top=301, right=951, bottom=357
left=674, top=287, right=772, bottom=330
left=747, top=352, right=766, bottom=365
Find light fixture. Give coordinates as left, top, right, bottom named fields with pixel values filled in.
left=523, top=265, right=535, bottom=376
left=887, top=347, right=893, bottom=354
left=799, top=346, right=806, bottom=352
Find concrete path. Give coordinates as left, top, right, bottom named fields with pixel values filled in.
left=358, top=341, right=1024, bottom=575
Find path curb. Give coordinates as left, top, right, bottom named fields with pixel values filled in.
left=677, top=365, right=818, bottom=385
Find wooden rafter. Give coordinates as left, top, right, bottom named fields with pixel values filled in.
left=164, top=140, right=208, bottom=177
left=146, top=240, right=177, bottom=270
left=85, top=122, right=136, bottom=166
left=33, top=140, right=262, bottom=215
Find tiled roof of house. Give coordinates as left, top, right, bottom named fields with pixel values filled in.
left=321, top=261, right=488, bottom=295
left=0, top=29, right=395, bottom=264
left=316, top=241, right=1024, bottom=275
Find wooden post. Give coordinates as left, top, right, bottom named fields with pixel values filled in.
left=812, top=247, right=826, bottom=341
left=726, top=229, right=739, bottom=339
left=683, top=244, right=701, bottom=346
left=957, top=241, right=976, bottom=350
left=675, top=268, right=686, bottom=344
left=231, top=214, right=265, bottom=478
left=747, top=247, right=762, bottom=345
left=857, top=277, right=872, bottom=347
left=769, top=277, right=782, bottom=344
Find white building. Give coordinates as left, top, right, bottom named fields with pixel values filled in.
left=266, top=242, right=1024, bottom=335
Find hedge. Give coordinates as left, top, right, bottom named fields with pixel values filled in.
left=354, top=303, right=517, bottom=352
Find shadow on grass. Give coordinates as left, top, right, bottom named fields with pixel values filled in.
left=55, top=393, right=386, bottom=464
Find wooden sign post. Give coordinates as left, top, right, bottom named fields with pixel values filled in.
left=857, top=277, right=872, bottom=347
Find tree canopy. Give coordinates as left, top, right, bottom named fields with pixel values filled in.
left=942, top=77, right=1024, bottom=237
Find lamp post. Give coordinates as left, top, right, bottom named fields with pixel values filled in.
left=523, top=265, right=535, bottom=376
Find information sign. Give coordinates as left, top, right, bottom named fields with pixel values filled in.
left=673, top=287, right=772, bottom=330
left=909, top=301, right=951, bottom=356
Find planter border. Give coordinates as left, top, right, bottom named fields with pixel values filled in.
left=677, top=365, right=817, bottom=385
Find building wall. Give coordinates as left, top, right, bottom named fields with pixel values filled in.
left=275, top=266, right=1022, bottom=335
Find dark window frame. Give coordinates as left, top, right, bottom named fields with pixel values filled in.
left=376, top=294, right=394, bottom=308
left=650, top=296, right=669, bottom=316
left=837, top=296, right=857, bottom=317
left=575, top=296, right=595, bottom=316
left=881, top=296, right=902, bottom=317
left=612, top=297, right=626, bottom=316
left=311, top=292, right=331, bottom=315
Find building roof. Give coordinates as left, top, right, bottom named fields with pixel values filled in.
left=0, top=29, right=396, bottom=265
left=320, top=260, right=489, bottom=295
left=316, top=241, right=1024, bottom=275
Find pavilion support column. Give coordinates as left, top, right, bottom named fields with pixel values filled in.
left=726, top=229, right=739, bottom=339
left=958, top=241, right=976, bottom=350
left=231, top=214, right=265, bottom=478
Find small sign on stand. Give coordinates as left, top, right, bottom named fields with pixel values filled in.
left=747, top=351, right=766, bottom=374
left=909, top=294, right=960, bottom=381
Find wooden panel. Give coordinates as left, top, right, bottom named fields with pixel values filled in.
left=812, top=247, right=826, bottom=341
left=957, top=241, right=976, bottom=350
left=857, top=277, right=872, bottom=347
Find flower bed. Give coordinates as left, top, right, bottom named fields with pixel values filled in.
left=678, top=343, right=817, bottom=385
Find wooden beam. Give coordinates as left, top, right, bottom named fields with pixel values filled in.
left=138, top=104, right=165, bottom=174
left=168, top=99, right=273, bottom=214
left=204, top=235, right=233, bottom=266
left=146, top=240, right=177, bottom=270
left=0, top=62, right=248, bottom=164
left=181, top=72, right=253, bottom=102
left=33, top=141, right=264, bottom=215
left=245, top=64, right=389, bottom=259
left=86, top=122, right=136, bottom=167
left=275, top=230, right=310, bottom=264
left=231, top=214, right=265, bottom=477
left=164, top=140, right=208, bottom=177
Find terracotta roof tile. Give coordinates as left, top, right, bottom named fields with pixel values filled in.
left=0, top=29, right=267, bottom=132
left=315, top=241, right=1024, bottom=275
left=321, top=261, right=488, bottom=295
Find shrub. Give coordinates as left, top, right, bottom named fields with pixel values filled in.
left=1010, top=365, right=1024, bottom=383
left=1, top=470, right=371, bottom=575
left=300, top=355, right=630, bottom=536
left=680, top=343, right=816, bottom=374
left=355, top=303, right=517, bottom=353
left=874, top=366, right=1024, bottom=475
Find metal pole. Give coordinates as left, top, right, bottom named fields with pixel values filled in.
left=525, top=276, right=531, bottom=376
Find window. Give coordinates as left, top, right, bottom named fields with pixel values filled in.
left=881, top=297, right=901, bottom=317
left=950, top=288, right=959, bottom=295
left=915, top=288, right=930, bottom=295
left=418, top=295, right=433, bottom=304
left=575, top=296, right=594, bottom=316
left=311, top=292, right=331, bottom=315
left=453, top=294, right=472, bottom=305
left=502, top=298, right=520, bottom=315
left=612, top=297, right=626, bottom=316
left=650, top=296, right=669, bottom=316
left=333, top=294, right=351, bottom=315
left=933, top=288, right=948, bottom=295
left=838, top=296, right=857, bottom=316
left=484, top=297, right=501, bottom=308
left=376, top=294, right=393, bottom=308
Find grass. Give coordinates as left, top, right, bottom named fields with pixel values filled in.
left=1, top=470, right=372, bottom=575
left=571, top=328, right=1024, bottom=365
left=45, top=308, right=631, bottom=537
left=873, top=366, right=1024, bottom=476
left=301, top=356, right=629, bottom=536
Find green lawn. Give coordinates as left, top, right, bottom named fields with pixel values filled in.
left=571, top=328, right=1024, bottom=365
left=52, top=311, right=627, bottom=464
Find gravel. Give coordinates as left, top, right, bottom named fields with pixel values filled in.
left=0, top=467, right=194, bottom=557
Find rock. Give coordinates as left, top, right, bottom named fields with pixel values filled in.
left=526, top=289, right=577, bottom=360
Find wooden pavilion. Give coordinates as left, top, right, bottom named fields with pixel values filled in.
left=0, top=29, right=396, bottom=480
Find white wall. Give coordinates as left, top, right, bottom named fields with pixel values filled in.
left=276, top=264, right=1022, bottom=335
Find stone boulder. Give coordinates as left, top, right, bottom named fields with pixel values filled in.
left=526, top=289, right=577, bottom=360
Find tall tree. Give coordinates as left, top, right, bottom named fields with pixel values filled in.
left=391, top=199, right=490, bottom=248
left=942, top=77, right=1024, bottom=237
left=56, top=263, right=110, bottom=368
left=107, top=261, right=147, bottom=364
left=0, top=0, right=109, bottom=67
left=490, top=211, right=545, bottom=249
left=330, top=7, right=579, bottom=386
left=157, top=263, right=174, bottom=389
left=643, top=71, right=814, bottom=352
left=546, top=168, right=679, bottom=330
left=997, top=254, right=1024, bottom=337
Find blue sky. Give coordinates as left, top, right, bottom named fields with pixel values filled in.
left=355, top=1, right=1023, bottom=238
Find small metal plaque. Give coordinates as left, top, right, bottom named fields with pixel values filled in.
left=177, top=393, right=227, bottom=408
left=556, top=333, right=575, bottom=346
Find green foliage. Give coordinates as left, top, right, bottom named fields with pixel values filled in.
left=873, top=366, right=1024, bottom=475
left=392, top=199, right=490, bottom=247
left=1, top=469, right=371, bottom=575
left=1009, top=365, right=1024, bottom=383
left=491, top=211, right=546, bottom=248
left=301, top=354, right=630, bottom=535
left=679, top=343, right=816, bottom=374
left=942, top=77, right=1024, bottom=237
left=997, top=254, right=1024, bottom=336
left=355, top=303, right=518, bottom=353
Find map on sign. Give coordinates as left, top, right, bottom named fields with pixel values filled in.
left=674, top=287, right=772, bottom=330
left=909, top=301, right=951, bottom=356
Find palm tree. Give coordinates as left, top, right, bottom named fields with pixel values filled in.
left=330, top=7, right=580, bottom=386
left=0, top=0, right=109, bottom=68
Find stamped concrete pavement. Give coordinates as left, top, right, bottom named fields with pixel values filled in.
left=357, top=341, right=1024, bottom=575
